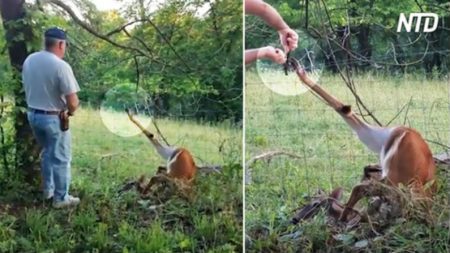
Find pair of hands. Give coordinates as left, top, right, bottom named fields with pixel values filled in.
left=261, top=28, right=298, bottom=64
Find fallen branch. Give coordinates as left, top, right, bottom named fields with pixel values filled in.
left=245, top=150, right=303, bottom=184
left=246, top=150, right=303, bottom=169
left=434, top=152, right=450, bottom=166
left=197, top=165, right=222, bottom=173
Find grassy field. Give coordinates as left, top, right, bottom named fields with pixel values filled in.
left=245, top=70, right=450, bottom=252
left=0, top=108, right=242, bottom=252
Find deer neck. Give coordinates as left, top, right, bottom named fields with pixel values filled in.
left=305, top=80, right=368, bottom=129
left=300, top=76, right=392, bottom=154
left=149, top=137, right=176, bottom=161
left=128, top=115, right=176, bottom=160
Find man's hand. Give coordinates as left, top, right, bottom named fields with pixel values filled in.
left=246, top=0, right=299, bottom=53
left=59, top=111, right=70, bottom=131
left=261, top=46, right=286, bottom=64
left=278, top=28, right=298, bottom=53
left=245, top=46, right=286, bottom=65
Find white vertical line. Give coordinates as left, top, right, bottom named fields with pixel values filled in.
left=242, top=1, right=246, bottom=251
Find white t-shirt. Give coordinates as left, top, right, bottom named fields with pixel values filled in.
left=22, top=51, right=80, bottom=111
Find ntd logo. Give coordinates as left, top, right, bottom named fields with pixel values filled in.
left=397, top=13, right=438, bottom=32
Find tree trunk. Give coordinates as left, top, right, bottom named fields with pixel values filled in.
left=0, top=0, right=41, bottom=183
left=336, top=26, right=353, bottom=71
left=390, top=33, right=405, bottom=73
left=424, top=19, right=442, bottom=76
left=357, top=24, right=372, bottom=69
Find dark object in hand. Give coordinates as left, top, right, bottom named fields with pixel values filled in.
left=59, top=111, right=69, bottom=131
left=283, top=52, right=291, bottom=75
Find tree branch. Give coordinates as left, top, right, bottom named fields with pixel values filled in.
left=48, top=0, right=148, bottom=57
left=105, top=19, right=145, bottom=37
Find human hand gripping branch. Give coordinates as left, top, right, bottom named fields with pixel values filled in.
left=245, top=0, right=299, bottom=65
left=245, top=46, right=286, bottom=64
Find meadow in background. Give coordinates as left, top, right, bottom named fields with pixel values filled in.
left=0, top=108, right=242, bottom=252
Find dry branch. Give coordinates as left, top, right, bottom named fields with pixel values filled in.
left=246, top=150, right=303, bottom=168
left=385, top=96, right=413, bottom=126
left=105, top=19, right=145, bottom=37
left=197, top=165, right=222, bottom=173
left=47, top=0, right=149, bottom=58
left=245, top=150, right=303, bottom=184
left=151, top=119, right=170, bottom=147
left=434, top=152, right=450, bottom=166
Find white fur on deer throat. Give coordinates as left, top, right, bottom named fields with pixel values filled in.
left=379, top=130, right=407, bottom=178
left=153, top=141, right=176, bottom=161
left=352, top=124, right=406, bottom=179
left=166, top=149, right=182, bottom=174
left=353, top=125, right=395, bottom=154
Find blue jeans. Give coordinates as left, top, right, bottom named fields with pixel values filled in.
left=27, top=112, right=72, bottom=202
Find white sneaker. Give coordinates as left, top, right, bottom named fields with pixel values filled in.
left=53, top=195, right=80, bottom=209
left=43, top=191, right=53, bottom=200
left=43, top=194, right=53, bottom=201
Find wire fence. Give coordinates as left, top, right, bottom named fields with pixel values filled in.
left=245, top=74, right=450, bottom=190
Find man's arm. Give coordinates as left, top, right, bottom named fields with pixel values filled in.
left=65, top=93, right=79, bottom=115
left=245, top=0, right=289, bottom=31
left=58, top=62, right=80, bottom=115
left=245, top=46, right=286, bottom=65
left=245, top=0, right=299, bottom=52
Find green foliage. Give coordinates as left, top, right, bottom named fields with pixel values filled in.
left=246, top=0, right=450, bottom=74
left=101, top=82, right=149, bottom=111
left=2, top=0, right=242, bottom=121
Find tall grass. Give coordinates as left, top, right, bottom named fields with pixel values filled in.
left=245, top=71, right=450, bottom=252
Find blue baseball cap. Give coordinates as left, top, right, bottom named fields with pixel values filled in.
left=44, top=27, right=67, bottom=40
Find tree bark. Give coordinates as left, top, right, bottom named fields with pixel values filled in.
left=356, top=24, right=372, bottom=69
left=0, top=0, right=41, bottom=183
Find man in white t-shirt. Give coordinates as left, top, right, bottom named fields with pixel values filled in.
left=22, top=27, right=80, bottom=208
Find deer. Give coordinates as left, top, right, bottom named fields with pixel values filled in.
left=287, top=59, right=436, bottom=222
left=124, top=109, right=197, bottom=195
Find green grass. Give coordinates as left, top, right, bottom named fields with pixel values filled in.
left=245, top=70, right=450, bottom=252
left=0, top=108, right=242, bottom=253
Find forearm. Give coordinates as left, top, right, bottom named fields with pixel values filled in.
left=246, top=46, right=286, bottom=64
left=67, top=103, right=78, bottom=115
left=245, top=0, right=289, bottom=31
left=67, top=104, right=78, bottom=115
left=65, top=93, right=79, bottom=114
left=245, top=48, right=261, bottom=65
